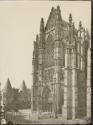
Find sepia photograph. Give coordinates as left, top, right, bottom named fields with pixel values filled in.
left=0, top=1, right=91, bottom=124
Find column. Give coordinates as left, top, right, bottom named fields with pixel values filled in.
left=72, top=49, right=78, bottom=119
left=62, top=49, right=68, bottom=119
left=87, top=48, right=91, bottom=119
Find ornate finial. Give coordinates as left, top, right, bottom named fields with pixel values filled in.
left=79, top=21, right=82, bottom=29
left=57, top=5, right=60, bottom=12
left=56, top=5, right=62, bottom=21
left=69, top=13, right=72, bottom=23
left=40, top=18, right=44, bottom=33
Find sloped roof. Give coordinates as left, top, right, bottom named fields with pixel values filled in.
left=3, top=78, right=12, bottom=93
left=19, top=80, right=27, bottom=92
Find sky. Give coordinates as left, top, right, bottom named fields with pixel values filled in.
left=0, top=1, right=91, bottom=90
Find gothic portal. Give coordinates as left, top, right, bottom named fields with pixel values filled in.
left=31, top=6, right=91, bottom=120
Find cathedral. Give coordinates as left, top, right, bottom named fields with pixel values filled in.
left=31, top=6, right=91, bottom=120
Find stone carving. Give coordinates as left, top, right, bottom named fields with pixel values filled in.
left=32, top=5, right=91, bottom=122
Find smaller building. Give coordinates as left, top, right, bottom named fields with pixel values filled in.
left=2, top=79, right=31, bottom=110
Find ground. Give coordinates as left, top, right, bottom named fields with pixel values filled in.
left=6, top=109, right=90, bottom=124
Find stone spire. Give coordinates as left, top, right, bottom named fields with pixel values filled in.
left=51, top=7, right=55, bottom=12
left=39, top=18, right=45, bottom=48
left=40, top=18, right=45, bottom=34
left=3, top=78, right=12, bottom=93
left=68, top=13, right=74, bottom=43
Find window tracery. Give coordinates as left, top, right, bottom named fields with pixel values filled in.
left=45, top=34, right=54, bottom=67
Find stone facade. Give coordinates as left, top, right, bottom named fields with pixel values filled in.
left=32, top=6, right=91, bottom=120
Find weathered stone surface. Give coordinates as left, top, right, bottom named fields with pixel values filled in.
left=32, top=6, right=91, bottom=122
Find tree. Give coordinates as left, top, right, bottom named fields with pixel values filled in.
left=10, top=88, right=19, bottom=124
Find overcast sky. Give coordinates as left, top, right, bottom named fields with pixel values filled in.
left=0, top=1, right=91, bottom=89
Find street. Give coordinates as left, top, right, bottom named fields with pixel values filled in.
left=6, top=109, right=88, bottom=124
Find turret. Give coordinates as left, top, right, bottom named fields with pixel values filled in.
left=33, top=34, right=38, bottom=62
left=39, top=18, right=45, bottom=48
left=32, top=35, right=39, bottom=111
left=40, top=18, right=44, bottom=34
left=68, top=13, right=76, bottom=44
left=56, top=5, right=62, bottom=21
left=78, top=21, right=85, bottom=40
left=69, top=13, right=72, bottom=24
left=51, top=7, right=55, bottom=12
left=78, top=21, right=86, bottom=71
